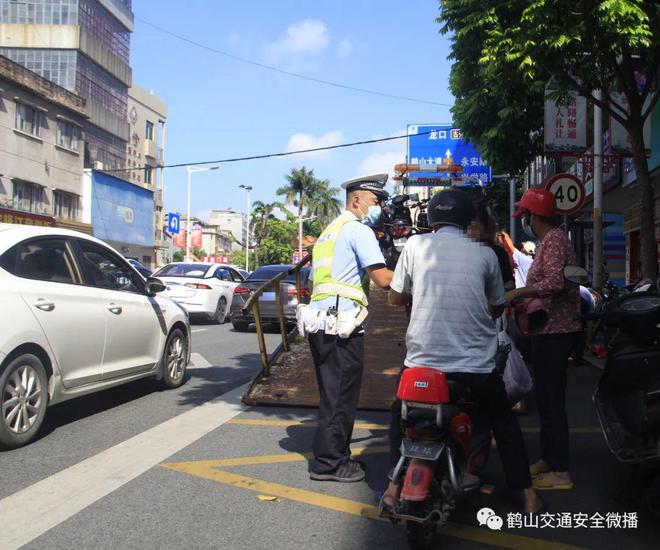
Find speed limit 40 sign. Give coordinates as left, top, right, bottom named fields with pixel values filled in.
left=544, top=173, right=585, bottom=214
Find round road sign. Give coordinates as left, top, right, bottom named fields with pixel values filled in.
left=544, top=173, right=585, bottom=215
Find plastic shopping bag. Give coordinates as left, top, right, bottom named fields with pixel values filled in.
left=498, top=330, right=534, bottom=403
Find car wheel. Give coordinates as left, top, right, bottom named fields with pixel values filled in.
left=232, top=320, right=250, bottom=332
left=214, top=297, right=228, bottom=324
left=0, top=354, right=48, bottom=450
left=161, top=329, right=188, bottom=389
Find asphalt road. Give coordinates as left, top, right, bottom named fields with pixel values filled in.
left=2, top=324, right=659, bottom=550
left=0, top=321, right=281, bottom=501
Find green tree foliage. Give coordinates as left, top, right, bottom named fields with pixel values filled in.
left=307, top=179, right=342, bottom=226
left=172, top=250, right=184, bottom=262
left=258, top=218, right=296, bottom=266
left=439, top=0, right=659, bottom=276
left=251, top=200, right=283, bottom=267
left=231, top=249, right=254, bottom=271
left=277, top=166, right=342, bottom=226
left=439, top=1, right=545, bottom=176
left=276, top=166, right=318, bottom=223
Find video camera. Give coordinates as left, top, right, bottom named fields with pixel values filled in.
left=374, top=192, right=431, bottom=269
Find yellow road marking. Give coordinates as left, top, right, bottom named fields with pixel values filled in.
left=227, top=419, right=387, bottom=430
left=522, top=427, right=601, bottom=434
left=161, top=461, right=587, bottom=550
left=227, top=418, right=601, bottom=434
left=162, top=445, right=389, bottom=469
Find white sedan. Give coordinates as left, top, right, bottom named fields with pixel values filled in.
left=152, top=263, right=245, bottom=323
left=0, top=224, right=191, bottom=450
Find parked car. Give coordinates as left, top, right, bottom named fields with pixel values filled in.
left=152, top=262, right=245, bottom=323
left=125, top=257, right=152, bottom=278
left=230, top=265, right=311, bottom=332
left=0, top=224, right=190, bottom=450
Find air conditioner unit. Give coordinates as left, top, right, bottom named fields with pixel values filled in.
left=94, top=161, right=104, bottom=171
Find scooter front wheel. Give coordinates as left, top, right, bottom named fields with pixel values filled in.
left=405, top=521, right=434, bottom=550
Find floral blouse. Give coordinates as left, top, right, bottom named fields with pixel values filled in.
left=526, top=228, right=581, bottom=335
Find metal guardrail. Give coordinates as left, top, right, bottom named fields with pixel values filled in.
left=242, top=254, right=311, bottom=376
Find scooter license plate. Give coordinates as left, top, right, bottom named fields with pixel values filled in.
left=401, top=438, right=445, bottom=461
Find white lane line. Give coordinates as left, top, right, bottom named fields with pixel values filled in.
left=189, top=352, right=212, bottom=369
left=191, top=328, right=207, bottom=333
left=0, top=383, right=247, bottom=550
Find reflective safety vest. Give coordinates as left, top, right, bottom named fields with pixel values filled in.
left=311, top=212, right=369, bottom=307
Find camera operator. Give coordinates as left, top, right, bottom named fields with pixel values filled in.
left=299, top=174, right=394, bottom=483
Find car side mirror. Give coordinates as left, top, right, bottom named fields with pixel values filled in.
left=146, top=277, right=166, bottom=295
left=564, top=265, right=589, bottom=285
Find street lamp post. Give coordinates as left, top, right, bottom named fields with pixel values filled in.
left=239, top=185, right=253, bottom=271
left=186, top=165, right=219, bottom=262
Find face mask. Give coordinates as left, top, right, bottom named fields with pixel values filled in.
left=522, top=215, right=536, bottom=239
left=358, top=199, right=382, bottom=226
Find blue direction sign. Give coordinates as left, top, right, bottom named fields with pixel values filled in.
left=407, top=124, right=492, bottom=184
left=168, top=212, right=181, bottom=235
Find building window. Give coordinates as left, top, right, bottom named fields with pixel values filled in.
left=145, top=120, right=154, bottom=141
left=56, top=120, right=81, bottom=151
left=15, top=103, right=41, bottom=136
left=0, top=48, right=78, bottom=91
left=54, top=191, right=80, bottom=221
left=12, top=181, right=44, bottom=214
left=144, top=166, right=154, bottom=185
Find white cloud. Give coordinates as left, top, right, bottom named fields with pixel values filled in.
left=356, top=151, right=406, bottom=181
left=337, top=38, right=352, bottom=58
left=285, top=130, right=345, bottom=160
left=354, top=129, right=407, bottom=184
left=266, top=18, right=330, bottom=58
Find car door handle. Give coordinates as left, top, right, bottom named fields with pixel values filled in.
left=107, top=303, right=123, bottom=315
left=33, top=299, right=55, bottom=312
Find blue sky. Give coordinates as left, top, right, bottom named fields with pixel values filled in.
left=130, top=0, right=455, bottom=220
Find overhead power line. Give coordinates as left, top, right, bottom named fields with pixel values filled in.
left=136, top=17, right=453, bottom=108
left=107, top=129, right=432, bottom=173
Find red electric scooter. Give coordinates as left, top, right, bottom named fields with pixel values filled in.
left=385, top=367, right=479, bottom=549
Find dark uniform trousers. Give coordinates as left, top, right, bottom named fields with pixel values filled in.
left=308, top=329, right=364, bottom=474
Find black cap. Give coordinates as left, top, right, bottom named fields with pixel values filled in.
left=340, top=173, right=389, bottom=200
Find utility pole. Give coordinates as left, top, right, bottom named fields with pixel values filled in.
left=186, top=166, right=219, bottom=262
left=509, top=177, right=517, bottom=244
left=239, top=185, right=252, bottom=271
left=593, top=90, right=604, bottom=289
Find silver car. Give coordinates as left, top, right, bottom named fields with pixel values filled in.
left=0, top=224, right=191, bottom=449
left=229, top=265, right=311, bottom=331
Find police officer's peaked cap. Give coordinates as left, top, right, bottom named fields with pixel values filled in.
left=341, top=174, right=389, bottom=200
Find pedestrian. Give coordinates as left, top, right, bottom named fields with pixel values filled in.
left=381, top=188, right=542, bottom=514
left=505, top=188, right=581, bottom=490
left=467, top=194, right=515, bottom=291
left=301, top=174, right=393, bottom=482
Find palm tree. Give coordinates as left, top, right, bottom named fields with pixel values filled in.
left=308, top=179, right=342, bottom=226
left=251, top=200, right=283, bottom=267
left=276, top=166, right=317, bottom=225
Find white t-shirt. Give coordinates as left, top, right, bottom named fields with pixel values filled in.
left=390, top=227, right=506, bottom=374
left=513, top=248, right=533, bottom=288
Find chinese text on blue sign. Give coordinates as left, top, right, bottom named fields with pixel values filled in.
left=407, top=125, right=492, bottom=184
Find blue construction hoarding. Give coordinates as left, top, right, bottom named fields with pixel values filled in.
left=406, top=124, right=492, bottom=184
left=91, top=171, right=154, bottom=246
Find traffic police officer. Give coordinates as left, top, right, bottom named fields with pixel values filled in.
left=305, top=174, right=393, bottom=482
